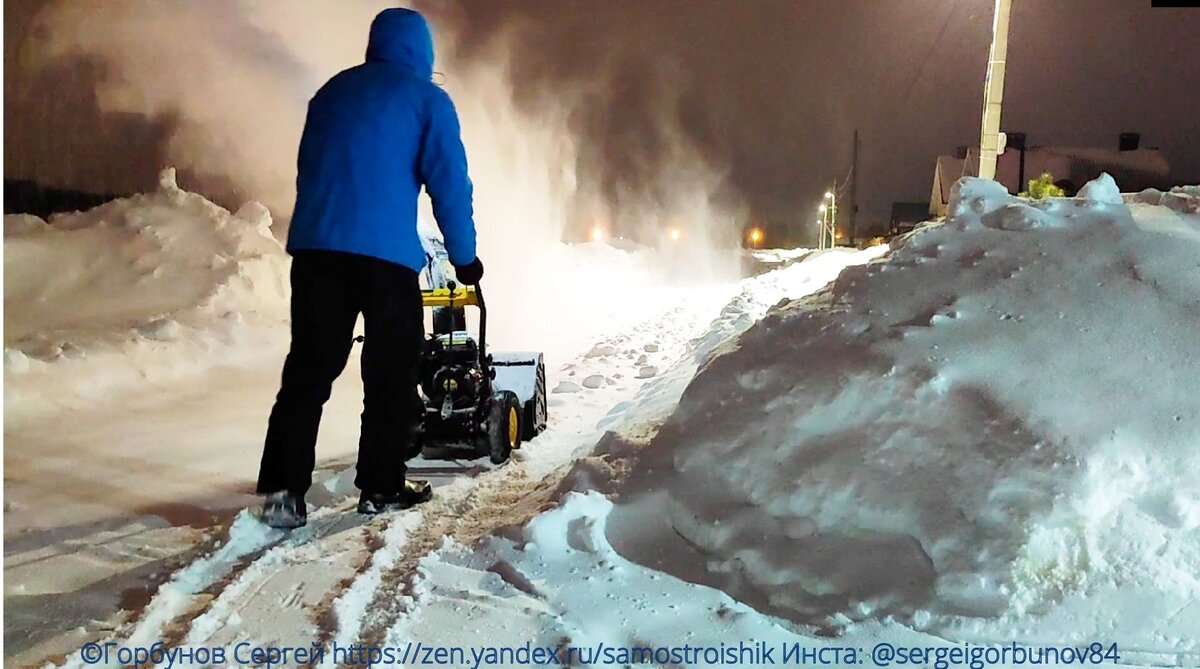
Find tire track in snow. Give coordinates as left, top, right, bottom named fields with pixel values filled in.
left=174, top=503, right=372, bottom=648
left=355, top=459, right=571, bottom=662
left=52, top=511, right=301, bottom=668
left=48, top=500, right=376, bottom=668
left=313, top=510, right=423, bottom=668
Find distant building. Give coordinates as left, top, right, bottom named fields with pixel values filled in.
left=931, top=151, right=973, bottom=218
left=3, top=179, right=125, bottom=218
left=930, top=134, right=1171, bottom=217
left=889, top=202, right=932, bottom=236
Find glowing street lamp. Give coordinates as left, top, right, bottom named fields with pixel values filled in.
left=591, top=226, right=604, bottom=242
left=818, top=189, right=838, bottom=250
left=748, top=228, right=763, bottom=247
left=668, top=227, right=682, bottom=242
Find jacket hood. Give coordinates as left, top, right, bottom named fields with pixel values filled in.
left=365, top=8, right=434, bottom=78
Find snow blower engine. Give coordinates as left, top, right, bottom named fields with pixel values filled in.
left=416, top=271, right=547, bottom=464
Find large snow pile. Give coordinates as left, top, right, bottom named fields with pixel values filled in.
left=600, top=176, right=1200, bottom=652
left=4, top=168, right=290, bottom=419
left=5, top=168, right=288, bottom=346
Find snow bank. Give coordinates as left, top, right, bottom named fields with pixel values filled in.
left=4, top=168, right=290, bottom=420
left=5, top=168, right=287, bottom=344
left=750, top=247, right=815, bottom=265
left=601, top=176, right=1200, bottom=652
left=1130, top=185, right=1200, bottom=215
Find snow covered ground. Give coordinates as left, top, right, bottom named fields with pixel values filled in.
left=7, top=173, right=1200, bottom=668
left=3, top=174, right=882, bottom=666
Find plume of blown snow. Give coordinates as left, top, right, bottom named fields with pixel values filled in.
left=27, top=1, right=744, bottom=355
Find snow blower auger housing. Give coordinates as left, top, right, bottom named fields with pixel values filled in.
left=417, top=282, right=547, bottom=464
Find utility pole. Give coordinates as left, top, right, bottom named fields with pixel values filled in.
left=978, top=0, right=1013, bottom=180
left=849, top=129, right=859, bottom=244
left=830, top=190, right=838, bottom=248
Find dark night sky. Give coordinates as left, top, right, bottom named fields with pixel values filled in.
left=451, top=0, right=1200, bottom=240
left=6, top=0, right=1200, bottom=242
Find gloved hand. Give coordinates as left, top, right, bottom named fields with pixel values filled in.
left=453, top=257, right=484, bottom=285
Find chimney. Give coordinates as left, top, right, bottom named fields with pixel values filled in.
left=1119, top=133, right=1141, bottom=152
left=955, top=145, right=969, bottom=159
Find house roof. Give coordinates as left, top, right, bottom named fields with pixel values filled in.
left=935, top=156, right=969, bottom=204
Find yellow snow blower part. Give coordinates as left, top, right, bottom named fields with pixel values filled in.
left=420, top=286, right=479, bottom=308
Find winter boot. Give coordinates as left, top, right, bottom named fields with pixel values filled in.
left=262, top=491, right=307, bottom=529
left=357, top=479, right=433, bottom=514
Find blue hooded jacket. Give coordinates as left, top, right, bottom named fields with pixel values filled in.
left=286, top=8, right=476, bottom=271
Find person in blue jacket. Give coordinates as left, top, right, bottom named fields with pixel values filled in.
left=257, top=8, right=482, bottom=528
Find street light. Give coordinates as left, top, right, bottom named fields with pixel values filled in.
left=749, top=228, right=763, bottom=247
left=821, top=188, right=839, bottom=249
left=668, top=227, right=682, bottom=242
left=591, top=226, right=604, bottom=242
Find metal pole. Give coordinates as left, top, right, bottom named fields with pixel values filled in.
left=849, top=129, right=859, bottom=244
left=978, top=0, right=1013, bottom=180
left=829, top=191, right=838, bottom=248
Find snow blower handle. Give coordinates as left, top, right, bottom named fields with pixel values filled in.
left=473, top=282, right=487, bottom=361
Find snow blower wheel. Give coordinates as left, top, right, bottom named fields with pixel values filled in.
left=484, top=390, right=522, bottom=464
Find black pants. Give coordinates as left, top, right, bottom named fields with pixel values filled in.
left=257, top=250, right=424, bottom=497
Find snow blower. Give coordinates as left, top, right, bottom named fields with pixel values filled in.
left=414, top=261, right=547, bottom=464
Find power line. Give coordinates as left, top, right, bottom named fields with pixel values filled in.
left=897, top=2, right=960, bottom=109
